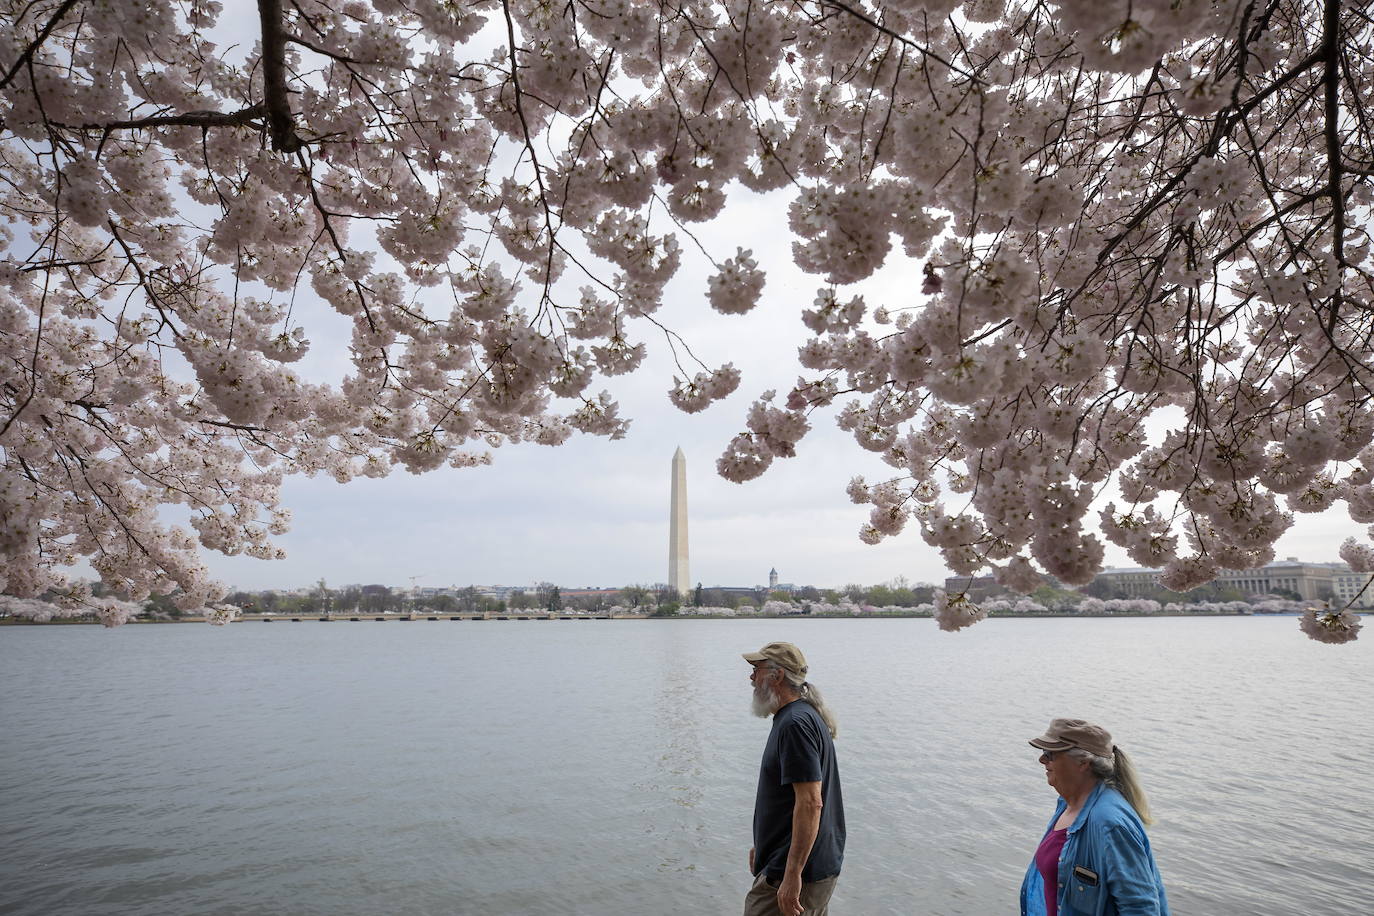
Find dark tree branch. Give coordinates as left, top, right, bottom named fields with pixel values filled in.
left=257, top=0, right=302, bottom=152
left=55, top=104, right=266, bottom=137
left=0, top=0, right=82, bottom=93
left=284, top=32, right=356, bottom=64
left=819, top=0, right=978, bottom=82
left=1322, top=0, right=1346, bottom=337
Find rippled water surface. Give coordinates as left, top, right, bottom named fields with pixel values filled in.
left=1, top=617, right=1368, bottom=915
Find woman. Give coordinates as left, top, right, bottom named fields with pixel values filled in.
left=1020, top=718, right=1169, bottom=916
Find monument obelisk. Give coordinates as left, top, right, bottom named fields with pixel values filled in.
left=669, top=447, right=689, bottom=595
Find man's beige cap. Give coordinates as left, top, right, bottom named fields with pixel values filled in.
left=1028, top=717, right=1115, bottom=759
left=742, top=641, right=808, bottom=679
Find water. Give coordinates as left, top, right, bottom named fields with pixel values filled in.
left=0, top=617, right=1367, bottom=915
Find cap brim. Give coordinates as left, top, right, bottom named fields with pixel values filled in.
left=1029, top=736, right=1074, bottom=751
left=742, top=651, right=768, bottom=663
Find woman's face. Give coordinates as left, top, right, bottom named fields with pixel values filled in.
left=1039, top=748, right=1091, bottom=797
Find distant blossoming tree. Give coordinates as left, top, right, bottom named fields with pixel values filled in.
left=1, top=1, right=1370, bottom=640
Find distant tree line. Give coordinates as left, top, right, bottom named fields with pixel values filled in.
left=116, top=574, right=1327, bottom=622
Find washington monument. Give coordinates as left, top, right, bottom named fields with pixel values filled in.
left=669, top=447, right=689, bottom=595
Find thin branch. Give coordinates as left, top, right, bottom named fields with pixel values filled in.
left=0, top=0, right=81, bottom=92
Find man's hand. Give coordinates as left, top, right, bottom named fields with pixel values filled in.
left=776, top=873, right=804, bottom=916
left=748, top=847, right=755, bottom=872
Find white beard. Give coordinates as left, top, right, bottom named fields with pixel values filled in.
left=751, top=681, right=779, bottom=718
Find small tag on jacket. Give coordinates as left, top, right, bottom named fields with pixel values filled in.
left=1072, top=865, right=1099, bottom=887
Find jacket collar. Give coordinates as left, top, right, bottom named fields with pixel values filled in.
left=1047, top=780, right=1108, bottom=836
left=1066, top=780, right=1108, bottom=835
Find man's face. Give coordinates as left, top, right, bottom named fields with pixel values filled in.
left=750, top=662, right=781, bottom=717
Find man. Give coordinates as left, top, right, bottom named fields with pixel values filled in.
left=743, top=641, right=845, bottom=916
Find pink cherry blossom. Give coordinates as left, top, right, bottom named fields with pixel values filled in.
left=1298, top=606, right=1363, bottom=645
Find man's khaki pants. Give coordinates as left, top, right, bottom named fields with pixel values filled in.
left=743, top=870, right=838, bottom=916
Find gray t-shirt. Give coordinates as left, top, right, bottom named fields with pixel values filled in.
left=752, top=699, right=845, bottom=882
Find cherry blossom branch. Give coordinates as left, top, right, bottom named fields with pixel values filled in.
left=499, top=0, right=559, bottom=312
left=55, top=105, right=268, bottom=136
left=0, top=0, right=81, bottom=93
left=808, top=0, right=978, bottom=83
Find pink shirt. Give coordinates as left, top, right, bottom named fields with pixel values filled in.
left=1033, top=827, right=1068, bottom=916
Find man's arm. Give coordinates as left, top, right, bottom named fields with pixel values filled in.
left=777, top=780, right=823, bottom=916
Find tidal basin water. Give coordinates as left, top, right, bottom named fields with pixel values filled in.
left=1, top=616, right=1368, bottom=915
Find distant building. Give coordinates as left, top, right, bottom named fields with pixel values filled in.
left=762, top=568, right=804, bottom=592
left=1329, top=566, right=1374, bottom=609
left=1092, top=557, right=1347, bottom=602
left=1090, top=568, right=1164, bottom=598
left=474, top=585, right=524, bottom=600
left=1215, top=558, right=1335, bottom=601
left=712, top=585, right=765, bottom=597
left=941, top=575, right=1007, bottom=601
left=560, top=588, right=621, bottom=600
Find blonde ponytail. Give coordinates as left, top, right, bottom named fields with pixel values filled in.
left=1110, top=745, right=1153, bottom=825
left=1071, top=744, right=1154, bottom=825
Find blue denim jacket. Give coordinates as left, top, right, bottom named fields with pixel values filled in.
left=1019, top=782, right=1169, bottom=916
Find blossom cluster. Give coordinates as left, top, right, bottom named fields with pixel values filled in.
left=668, top=364, right=741, bottom=414
left=932, top=589, right=988, bottom=632
left=1298, top=607, right=1363, bottom=645
left=707, top=249, right=766, bottom=315
left=1, top=593, right=155, bottom=627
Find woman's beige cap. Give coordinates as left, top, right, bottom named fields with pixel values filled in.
left=1028, top=718, right=1114, bottom=758
left=742, top=641, right=808, bottom=678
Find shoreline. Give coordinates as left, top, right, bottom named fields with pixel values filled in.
left=2, top=610, right=1343, bottom=626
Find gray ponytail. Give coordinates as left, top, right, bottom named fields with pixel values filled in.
left=770, top=664, right=839, bottom=739
left=1068, top=744, right=1153, bottom=825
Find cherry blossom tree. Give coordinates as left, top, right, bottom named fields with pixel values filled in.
left=1, top=1, right=1371, bottom=641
